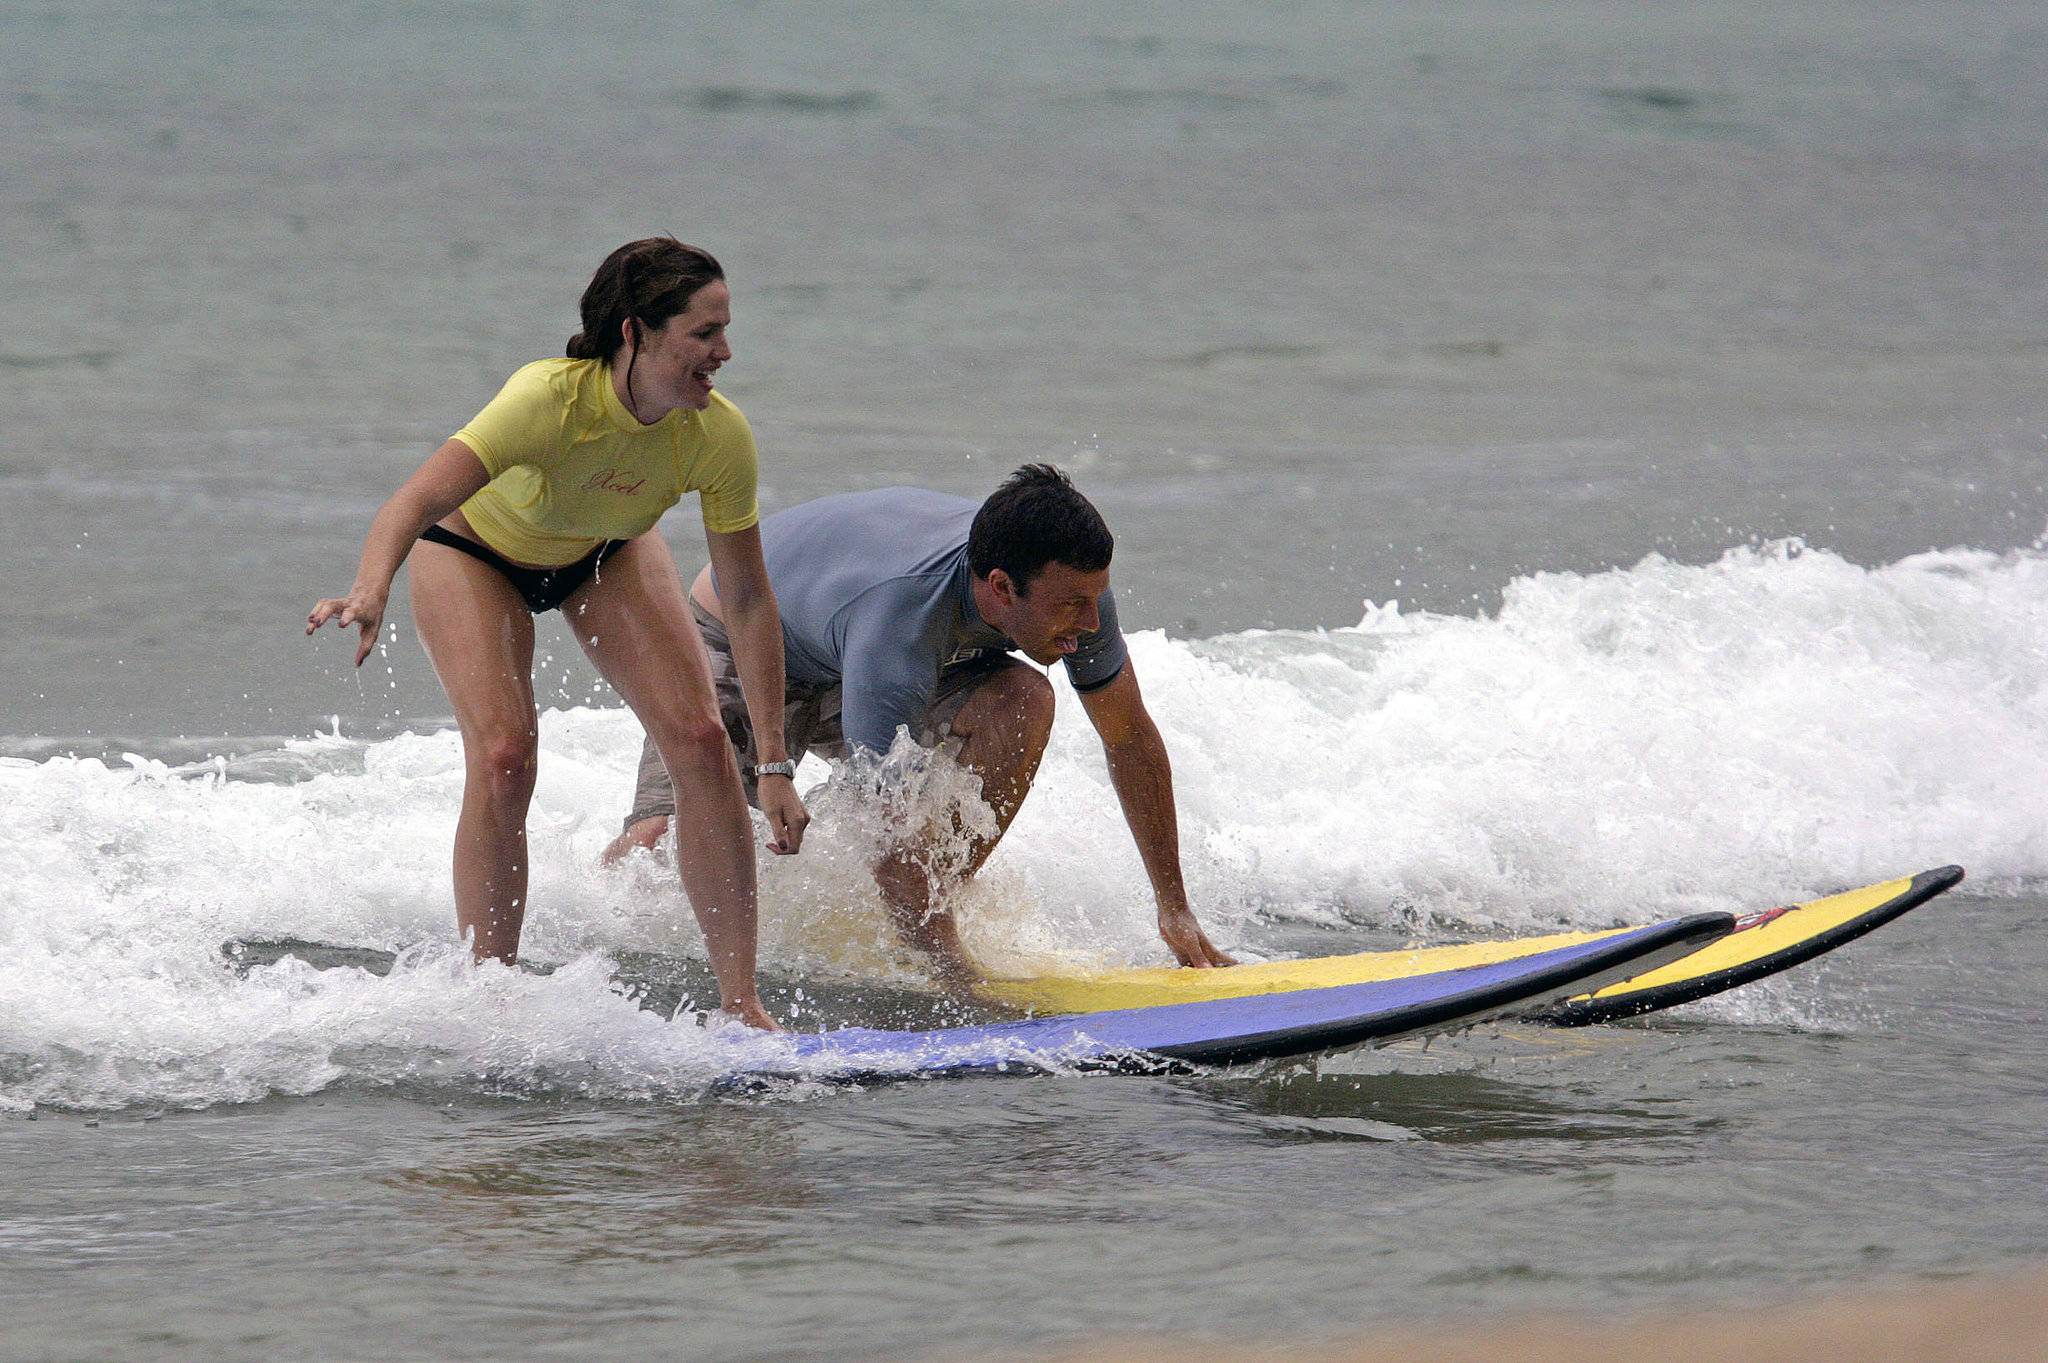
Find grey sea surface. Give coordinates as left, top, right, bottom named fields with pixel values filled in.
left=3, top=1, right=2046, bottom=1359
left=5, top=0, right=2046, bottom=740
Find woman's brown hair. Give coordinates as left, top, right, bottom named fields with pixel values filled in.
left=567, top=238, right=725, bottom=411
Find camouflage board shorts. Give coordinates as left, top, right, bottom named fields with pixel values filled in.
left=624, top=601, right=1028, bottom=830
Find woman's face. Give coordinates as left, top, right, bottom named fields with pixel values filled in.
left=625, top=280, right=732, bottom=418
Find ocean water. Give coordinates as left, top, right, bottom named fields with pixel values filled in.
left=4, top=1, right=2048, bottom=1358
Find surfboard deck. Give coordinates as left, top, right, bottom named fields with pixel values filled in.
left=978, top=867, right=1964, bottom=1024
left=746, top=913, right=1733, bottom=1080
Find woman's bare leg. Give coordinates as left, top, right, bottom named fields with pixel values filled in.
left=565, top=533, right=776, bottom=1029
left=408, top=539, right=541, bottom=963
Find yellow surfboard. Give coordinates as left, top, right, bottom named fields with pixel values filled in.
left=979, top=867, right=1964, bottom=1022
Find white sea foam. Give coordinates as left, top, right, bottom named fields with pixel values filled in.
left=4, top=541, right=2044, bottom=1109
left=1040, top=539, right=2048, bottom=936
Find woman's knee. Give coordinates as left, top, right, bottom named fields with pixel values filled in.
left=464, top=730, right=540, bottom=805
left=647, top=713, right=736, bottom=786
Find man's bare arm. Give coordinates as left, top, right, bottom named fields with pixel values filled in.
left=1078, top=662, right=1234, bottom=968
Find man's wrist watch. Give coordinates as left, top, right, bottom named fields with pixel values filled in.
left=750, top=760, right=797, bottom=780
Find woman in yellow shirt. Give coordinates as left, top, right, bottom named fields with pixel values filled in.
left=309, top=238, right=802, bottom=1030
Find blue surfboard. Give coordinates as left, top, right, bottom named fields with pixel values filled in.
left=745, top=913, right=1734, bottom=1081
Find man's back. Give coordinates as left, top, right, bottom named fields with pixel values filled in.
left=751, top=488, right=984, bottom=689
left=716, top=486, right=1126, bottom=755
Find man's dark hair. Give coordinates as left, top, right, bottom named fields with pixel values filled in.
left=967, top=464, right=1114, bottom=592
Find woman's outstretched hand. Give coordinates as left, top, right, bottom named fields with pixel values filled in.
left=307, top=588, right=387, bottom=668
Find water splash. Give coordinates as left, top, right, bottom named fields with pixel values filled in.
left=5, top=542, right=2043, bottom=1109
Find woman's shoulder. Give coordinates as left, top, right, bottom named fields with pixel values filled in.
left=501, top=356, right=605, bottom=399
left=459, top=358, right=612, bottom=465
left=471, top=357, right=616, bottom=431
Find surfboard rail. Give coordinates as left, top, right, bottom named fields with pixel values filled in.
left=764, top=912, right=1735, bottom=1081
left=977, top=866, right=1966, bottom=1026
left=1142, top=911, right=1731, bottom=1066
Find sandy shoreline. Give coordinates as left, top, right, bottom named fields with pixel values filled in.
left=971, top=1265, right=2048, bottom=1362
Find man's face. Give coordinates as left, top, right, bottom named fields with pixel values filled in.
left=990, top=561, right=1111, bottom=665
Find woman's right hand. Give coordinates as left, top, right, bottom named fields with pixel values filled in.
left=307, top=586, right=388, bottom=667
left=309, top=440, right=490, bottom=669
left=757, top=776, right=810, bottom=855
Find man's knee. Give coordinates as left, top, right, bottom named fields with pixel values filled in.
left=979, top=665, right=1056, bottom=745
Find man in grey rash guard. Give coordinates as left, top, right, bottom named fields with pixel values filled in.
left=603, top=464, right=1235, bottom=988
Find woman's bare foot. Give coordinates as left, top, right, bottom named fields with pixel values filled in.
left=721, top=998, right=785, bottom=1032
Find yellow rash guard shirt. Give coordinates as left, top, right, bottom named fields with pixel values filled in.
left=451, top=357, right=760, bottom=566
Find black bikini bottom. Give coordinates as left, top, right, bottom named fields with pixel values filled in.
left=419, top=525, right=628, bottom=613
